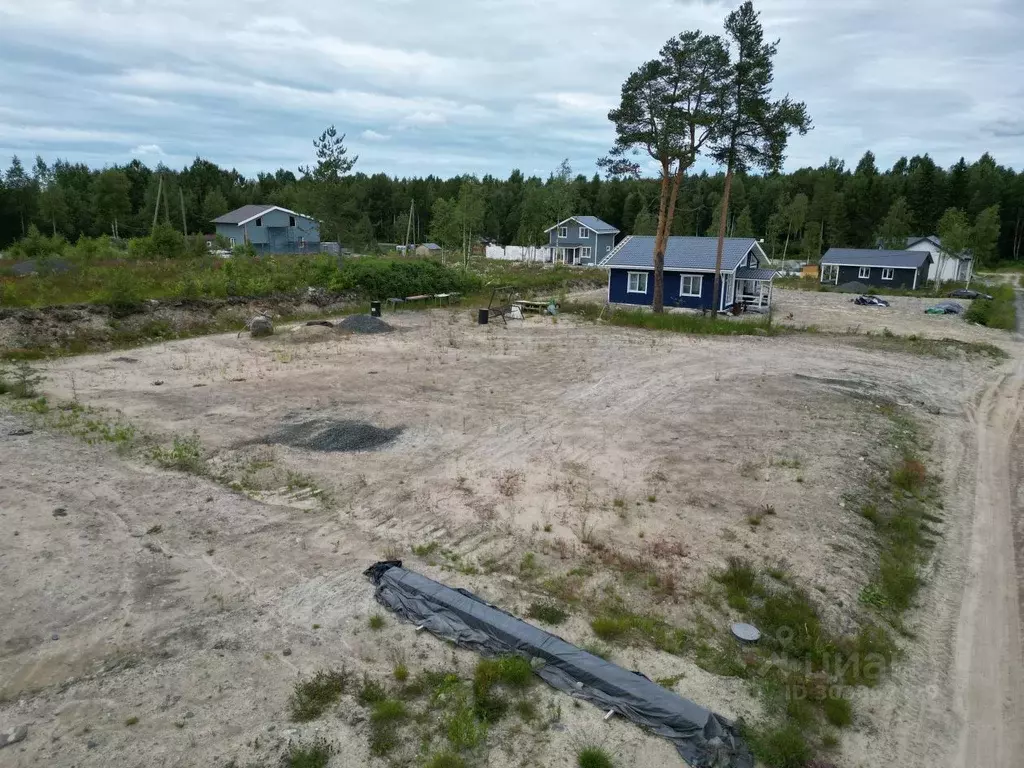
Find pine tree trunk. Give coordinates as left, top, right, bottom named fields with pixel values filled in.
left=651, top=162, right=673, bottom=313
left=711, top=166, right=735, bottom=314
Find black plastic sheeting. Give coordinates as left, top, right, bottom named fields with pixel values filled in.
left=364, top=561, right=752, bottom=768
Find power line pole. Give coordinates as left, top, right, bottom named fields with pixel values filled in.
left=151, top=176, right=163, bottom=233
left=179, top=187, right=188, bottom=237
left=404, top=200, right=414, bottom=251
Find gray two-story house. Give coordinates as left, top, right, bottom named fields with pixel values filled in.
left=212, top=205, right=320, bottom=254
left=544, top=216, right=619, bottom=266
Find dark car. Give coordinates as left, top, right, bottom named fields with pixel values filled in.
left=948, top=289, right=993, bottom=300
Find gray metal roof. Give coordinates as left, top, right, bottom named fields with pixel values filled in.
left=736, top=267, right=776, bottom=281
left=906, top=235, right=940, bottom=248
left=605, top=236, right=759, bottom=271
left=573, top=215, right=619, bottom=233
left=546, top=215, right=619, bottom=234
left=211, top=205, right=274, bottom=225
left=822, top=248, right=931, bottom=269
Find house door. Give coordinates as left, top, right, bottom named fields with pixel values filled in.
left=720, top=274, right=734, bottom=310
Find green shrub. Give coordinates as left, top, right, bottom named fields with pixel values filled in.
left=526, top=602, right=569, bottom=625
left=747, top=722, right=812, bottom=768
left=357, top=675, right=387, bottom=705
left=823, top=695, right=853, bottom=727
left=591, top=616, right=630, bottom=641
left=446, top=701, right=487, bottom=750
left=289, top=669, right=349, bottom=722
left=283, top=738, right=333, bottom=768
left=425, top=752, right=467, bottom=768
left=370, top=698, right=407, bottom=724
left=577, top=746, right=615, bottom=768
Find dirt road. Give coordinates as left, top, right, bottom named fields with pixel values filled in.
left=955, top=357, right=1024, bottom=767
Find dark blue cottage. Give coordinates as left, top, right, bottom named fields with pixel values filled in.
left=604, top=236, right=775, bottom=311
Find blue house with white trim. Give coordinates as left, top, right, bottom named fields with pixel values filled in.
left=545, top=215, right=619, bottom=266
left=212, top=205, right=320, bottom=254
left=604, top=236, right=775, bottom=311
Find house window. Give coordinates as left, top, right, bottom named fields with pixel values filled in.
left=679, top=274, right=702, bottom=297
left=881, top=268, right=894, bottom=281
left=581, top=246, right=592, bottom=260
left=579, top=227, right=589, bottom=239
left=255, top=217, right=262, bottom=227
left=605, top=244, right=612, bottom=254
left=627, top=272, right=648, bottom=293
left=229, top=237, right=236, bottom=247
left=858, top=266, right=871, bottom=279
left=821, top=264, right=839, bottom=283
left=289, top=216, right=296, bottom=227
left=558, top=226, right=568, bottom=238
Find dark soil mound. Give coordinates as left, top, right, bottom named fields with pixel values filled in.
left=264, top=419, right=403, bottom=452
left=337, top=315, right=394, bottom=334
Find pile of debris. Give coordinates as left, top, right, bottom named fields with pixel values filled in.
left=337, top=314, right=394, bottom=334
left=263, top=419, right=403, bottom=452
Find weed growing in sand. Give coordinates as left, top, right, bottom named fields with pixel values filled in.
left=124, top=716, right=139, bottom=726
left=150, top=433, right=205, bottom=474
left=424, top=752, right=466, bottom=768
left=577, top=745, right=615, bottom=768
left=368, top=613, right=386, bottom=630
left=289, top=668, right=349, bottom=722
left=526, top=602, right=569, bottom=625
left=496, top=468, right=525, bottom=497
left=283, top=737, right=334, bottom=768
left=713, top=557, right=764, bottom=611
left=0, top=360, right=44, bottom=399
left=744, top=722, right=812, bottom=768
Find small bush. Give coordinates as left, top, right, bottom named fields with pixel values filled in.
left=823, top=695, right=853, bottom=727
left=591, top=616, right=630, bottom=641
left=357, top=675, right=387, bottom=705
left=747, top=723, right=812, bottom=768
left=527, top=602, right=569, bottom=625
left=370, top=698, right=408, bottom=724
left=446, top=701, right=487, bottom=750
left=425, top=752, right=467, bottom=768
left=714, top=556, right=762, bottom=608
left=150, top=433, right=205, bottom=474
left=290, top=669, right=349, bottom=722
left=891, top=458, right=926, bottom=492
left=577, top=745, right=615, bottom=768
left=283, top=738, right=334, bottom=768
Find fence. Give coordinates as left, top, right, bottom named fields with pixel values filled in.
left=484, top=244, right=553, bottom=263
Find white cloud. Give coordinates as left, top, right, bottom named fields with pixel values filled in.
left=0, top=0, right=1022, bottom=175
left=131, top=143, right=165, bottom=156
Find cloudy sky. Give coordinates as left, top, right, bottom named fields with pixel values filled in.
left=1, top=0, right=1022, bottom=179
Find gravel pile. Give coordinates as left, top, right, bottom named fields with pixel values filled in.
left=264, top=419, right=403, bottom=452
left=338, top=314, right=394, bottom=334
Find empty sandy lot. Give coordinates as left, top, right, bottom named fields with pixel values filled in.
left=772, top=288, right=1008, bottom=344
left=1, top=309, right=1021, bottom=767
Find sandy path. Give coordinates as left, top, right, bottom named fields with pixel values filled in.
left=953, top=293, right=1024, bottom=766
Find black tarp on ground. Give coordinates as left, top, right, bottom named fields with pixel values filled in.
left=364, top=561, right=752, bottom=768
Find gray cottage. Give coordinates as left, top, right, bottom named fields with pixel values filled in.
left=820, top=248, right=932, bottom=290
left=212, top=205, right=320, bottom=254
left=545, top=216, right=619, bottom=266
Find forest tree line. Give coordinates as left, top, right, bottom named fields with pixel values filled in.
left=1, top=149, right=1022, bottom=265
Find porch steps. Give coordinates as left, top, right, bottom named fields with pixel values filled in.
left=598, top=235, right=632, bottom=267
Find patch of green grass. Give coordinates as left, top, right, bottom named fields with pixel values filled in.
left=149, top=433, right=205, bottom=474
left=823, top=695, right=853, bottom=727
left=581, top=642, right=613, bottom=661
left=713, top=556, right=764, bottom=610
left=514, top=699, right=537, bottom=722
left=745, top=722, right=812, bottom=768
left=518, top=551, right=541, bottom=579
left=612, top=497, right=626, bottom=509
left=424, top=752, right=467, bottom=768
left=526, top=602, right=569, bottom=625
left=607, top=308, right=776, bottom=337
left=370, top=698, right=408, bottom=724
left=413, top=541, right=441, bottom=557
left=282, top=738, right=334, bottom=768
left=393, top=663, right=409, bottom=682
left=368, top=613, right=385, bottom=630
left=289, top=669, right=349, bottom=722
left=356, top=675, right=387, bottom=706
left=124, top=716, right=139, bottom=726
left=694, top=643, right=749, bottom=679
left=577, top=745, right=615, bottom=768
left=446, top=700, right=487, bottom=750
left=589, top=604, right=688, bottom=654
